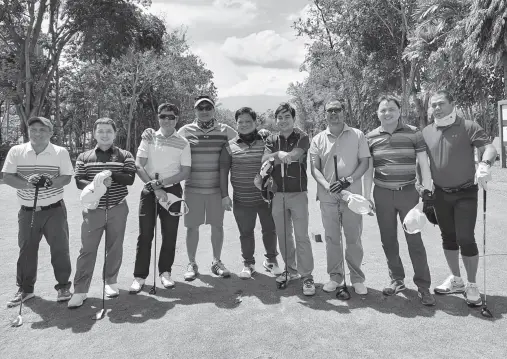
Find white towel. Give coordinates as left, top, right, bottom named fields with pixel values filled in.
left=80, top=170, right=112, bottom=210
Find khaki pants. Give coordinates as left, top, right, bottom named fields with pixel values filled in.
left=320, top=201, right=365, bottom=284
left=271, top=192, right=314, bottom=279
left=73, top=201, right=129, bottom=293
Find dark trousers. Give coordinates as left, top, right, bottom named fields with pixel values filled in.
left=434, top=186, right=478, bottom=256
left=232, top=201, right=278, bottom=265
left=373, top=185, right=431, bottom=289
left=17, top=202, right=72, bottom=293
left=134, top=184, right=182, bottom=278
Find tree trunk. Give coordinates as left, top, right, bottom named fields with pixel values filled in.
left=503, top=53, right=507, bottom=98
left=54, top=65, right=62, bottom=145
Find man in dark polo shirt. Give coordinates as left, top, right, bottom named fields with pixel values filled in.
left=68, top=118, right=136, bottom=308
left=220, top=107, right=281, bottom=279
left=261, top=102, right=315, bottom=296
left=423, top=90, right=497, bottom=306
left=364, top=96, right=435, bottom=306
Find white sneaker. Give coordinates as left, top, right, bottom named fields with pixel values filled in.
left=353, top=282, right=368, bottom=295
left=323, top=280, right=340, bottom=293
left=239, top=264, right=256, bottom=279
left=434, top=275, right=465, bottom=294
left=105, top=283, right=119, bottom=298
left=68, top=293, right=87, bottom=308
left=275, top=271, right=301, bottom=284
left=129, top=278, right=145, bottom=294
left=263, top=260, right=283, bottom=276
left=465, top=282, right=482, bottom=306
left=160, top=272, right=175, bottom=288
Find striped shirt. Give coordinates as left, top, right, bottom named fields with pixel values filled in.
left=137, top=129, right=191, bottom=184
left=74, top=146, right=136, bottom=208
left=220, top=129, right=270, bottom=206
left=1, top=142, right=73, bottom=206
left=366, top=122, right=426, bottom=189
left=178, top=120, right=237, bottom=194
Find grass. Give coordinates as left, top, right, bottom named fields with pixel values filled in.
left=0, top=170, right=506, bottom=359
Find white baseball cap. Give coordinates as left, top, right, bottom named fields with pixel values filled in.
left=403, top=205, right=427, bottom=234
left=158, top=193, right=189, bottom=216
left=345, top=193, right=374, bottom=215
left=194, top=96, right=215, bottom=108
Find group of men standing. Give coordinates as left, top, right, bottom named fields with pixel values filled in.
left=1, top=90, right=497, bottom=310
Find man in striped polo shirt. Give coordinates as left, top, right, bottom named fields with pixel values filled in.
left=142, top=96, right=237, bottom=280
left=68, top=118, right=136, bottom=308
left=219, top=107, right=281, bottom=279
left=363, top=95, right=435, bottom=306
left=130, top=103, right=191, bottom=293
left=2, top=117, right=74, bottom=307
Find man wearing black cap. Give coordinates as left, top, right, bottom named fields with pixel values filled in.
left=2, top=117, right=74, bottom=307
left=142, top=96, right=237, bottom=280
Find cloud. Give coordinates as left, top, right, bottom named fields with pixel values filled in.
left=286, top=3, right=313, bottom=23
left=221, top=30, right=306, bottom=68
left=149, top=0, right=258, bottom=28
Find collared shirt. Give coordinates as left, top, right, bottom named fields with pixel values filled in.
left=366, top=122, right=426, bottom=189
left=310, top=125, right=370, bottom=203
left=2, top=142, right=73, bottom=206
left=75, top=145, right=136, bottom=208
left=137, top=129, right=191, bottom=183
left=422, top=116, right=491, bottom=188
left=178, top=120, right=237, bottom=194
left=264, top=128, right=310, bottom=193
left=220, top=129, right=270, bottom=206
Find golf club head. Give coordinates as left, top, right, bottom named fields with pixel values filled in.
left=92, top=309, right=106, bottom=320
left=481, top=307, right=493, bottom=318
left=11, top=315, right=23, bottom=327
left=149, top=286, right=157, bottom=295
left=336, top=287, right=351, bottom=300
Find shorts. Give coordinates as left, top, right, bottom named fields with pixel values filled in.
left=184, top=191, right=224, bottom=227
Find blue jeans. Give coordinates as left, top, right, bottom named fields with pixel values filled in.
left=233, top=201, right=278, bottom=265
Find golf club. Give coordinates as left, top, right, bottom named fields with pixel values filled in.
left=277, top=163, right=288, bottom=290
left=11, top=184, right=40, bottom=327
left=481, top=189, right=493, bottom=318
left=149, top=173, right=159, bottom=295
left=93, top=189, right=109, bottom=321
left=333, top=155, right=351, bottom=301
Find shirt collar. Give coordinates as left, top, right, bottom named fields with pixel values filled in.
left=193, top=118, right=218, bottom=131
left=235, top=130, right=262, bottom=144
left=27, top=142, right=55, bottom=154
left=325, top=124, right=351, bottom=138
left=155, top=129, right=177, bottom=138
left=94, top=145, right=115, bottom=154
left=379, top=120, right=405, bottom=134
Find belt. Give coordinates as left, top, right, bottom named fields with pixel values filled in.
left=383, top=184, right=414, bottom=191
left=435, top=182, right=477, bottom=194
left=21, top=200, right=62, bottom=212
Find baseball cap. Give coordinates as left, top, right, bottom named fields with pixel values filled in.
left=403, top=205, right=427, bottom=234
left=194, top=96, right=215, bottom=108
left=344, top=193, right=374, bottom=215
left=28, top=116, right=54, bottom=131
left=158, top=193, right=189, bottom=216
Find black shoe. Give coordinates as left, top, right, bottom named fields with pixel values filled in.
left=418, top=288, right=436, bottom=306
left=382, top=280, right=405, bottom=296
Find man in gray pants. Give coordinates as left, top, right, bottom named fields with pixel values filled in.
left=364, top=95, right=435, bottom=306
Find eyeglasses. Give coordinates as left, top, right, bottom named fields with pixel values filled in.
left=196, top=105, right=213, bottom=111
left=159, top=114, right=177, bottom=121
left=326, top=108, right=343, bottom=114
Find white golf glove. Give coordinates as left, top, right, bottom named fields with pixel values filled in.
left=476, top=162, right=492, bottom=190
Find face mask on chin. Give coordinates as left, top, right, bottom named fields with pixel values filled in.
left=239, top=129, right=257, bottom=142
left=434, top=109, right=456, bottom=127
left=197, top=118, right=215, bottom=130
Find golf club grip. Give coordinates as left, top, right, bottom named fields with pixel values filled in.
left=33, top=185, right=40, bottom=208
left=333, top=155, right=338, bottom=181
left=280, top=163, right=285, bottom=178
left=483, top=189, right=486, bottom=212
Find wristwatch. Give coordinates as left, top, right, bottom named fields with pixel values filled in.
left=480, top=160, right=492, bottom=167
left=345, top=176, right=354, bottom=183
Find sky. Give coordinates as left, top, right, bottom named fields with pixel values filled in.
left=149, top=0, right=312, bottom=106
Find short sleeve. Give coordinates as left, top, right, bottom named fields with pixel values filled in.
left=297, top=132, right=310, bottom=151
left=309, top=136, right=322, bottom=168
left=226, top=125, right=238, bottom=140
left=414, top=130, right=427, bottom=153
left=357, top=131, right=371, bottom=159
left=181, top=142, right=191, bottom=167
left=74, top=153, right=86, bottom=179
left=467, top=121, right=491, bottom=148
left=177, top=127, right=186, bottom=138
left=123, top=151, right=137, bottom=173
left=136, top=139, right=149, bottom=158
left=264, top=135, right=276, bottom=155
left=219, top=143, right=232, bottom=169
left=1, top=147, right=18, bottom=173
left=59, top=148, right=74, bottom=176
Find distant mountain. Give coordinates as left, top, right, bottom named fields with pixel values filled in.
left=217, top=95, right=292, bottom=113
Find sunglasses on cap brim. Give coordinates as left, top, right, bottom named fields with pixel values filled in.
left=196, top=105, right=213, bottom=111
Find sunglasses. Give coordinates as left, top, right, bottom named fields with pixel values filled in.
left=326, top=108, right=343, bottom=114
left=196, top=105, right=213, bottom=111
left=159, top=114, right=177, bottom=120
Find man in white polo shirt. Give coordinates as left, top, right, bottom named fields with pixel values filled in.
left=2, top=116, right=74, bottom=307
left=130, top=103, right=191, bottom=293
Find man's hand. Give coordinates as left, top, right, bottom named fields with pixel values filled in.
left=476, top=162, right=492, bottom=190
left=103, top=177, right=112, bottom=188
left=364, top=198, right=376, bottom=216
left=28, top=174, right=53, bottom=188
left=222, top=196, right=232, bottom=211
left=141, top=128, right=156, bottom=141
left=154, top=189, right=168, bottom=202
left=329, top=178, right=351, bottom=194
left=278, top=151, right=292, bottom=164
left=144, top=179, right=162, bottom=192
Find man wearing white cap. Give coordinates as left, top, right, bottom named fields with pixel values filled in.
left=2, top=116, right=73, bottom=307
left=364, top=95, right=435, bottom=306
left=142, top=96, right=237, bottom=280
left=309, top=99, right=370, bottom=295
